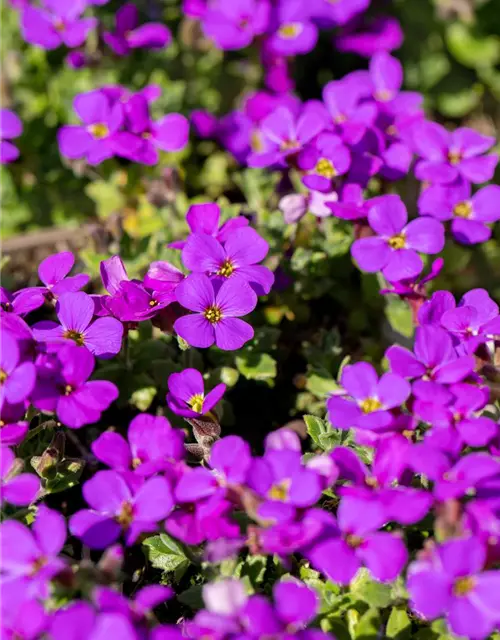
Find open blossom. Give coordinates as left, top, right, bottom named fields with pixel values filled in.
left=351, top=195, right=445, bottom=282
left=279, top=190, right=335, bottom=223
left=104, top=3, right=171, bottom=55
left=408, top=537, right=500, bottom=638
left=70, top=470, right=174, bottom=548
left=91, top=413, right=185, bottom=476
left=32, top=344, right=119, bottom=428
left=267, top=3, right=318, bottom=56
left=297, top=132, right=351, bottom=192
left=174, top=274, right=257, bottom=350
left=418, top=179, right=500, bottom=245
left=167, top=368, right=226, bottom=418
left=0, top=505, right=67, bottom=597
left=182, top=227, right=274, bottom=295
left=0, top=331, right=36, bottom=409
left=0, top=400, right=29, bottom=446
left=21, top=0, right=97, bottom=50
left=327, top=361, right=411, bottom=431
left=202, top=0, right=270, bottom=50
left=413, top=122, right=497, bottom=184
left=312, top=0, right=370, bottom=25
left=1, top=287, right=45, bottom=316
left=33, top=291, right=123, bottom=358
left=0, top=447, right=40, bottom=507
left=335, top=16, right=403, bottom=57
left=0, top=109, right=22, bottom=163
left=51, top=602, right=141, bottom=640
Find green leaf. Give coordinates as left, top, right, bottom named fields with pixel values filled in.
left=235, top=352, right=277, bottom=383
left=143, top=533, right=190, bottom=576
left=446, top=23, right=500, bottom=69
left=385, top=296, right=414, bottom=339
left=130, top=386, right=157, bottom=411
left=85, top=180, right=125, bottom=219
left=43, top=459, right=85, bottom=494
left=350, top=569, right=393, bottom=608
left=240, top=554, right=267, bottom=588
left=177, top=584, right=204, bottom=610
left=306, top=372, right=340, bottom=398
left=354, top=609, right=381, bottom=640
left=386, top=607, right=412, bottom=640
left=437, top=85, right=483, bottom=118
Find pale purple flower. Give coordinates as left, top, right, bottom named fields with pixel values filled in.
left=0, top=447, right=40, bottom=506
left=202, top=0, right=270, bottom=50
left=51, top=602, right=140, bottom=640
left=267, top=2, right=318, bottom=56
left=167, top=368, right=226, bottom=418
left=104, top=3, right=171, bottom=55
left=0, top=331, right=36, bottom=409
left=335, top=16, right=403, bottom=57
left=351, top=195, right=445, bottom=282
left=279, top=190, right=336, bottom=223
left=0, top=109, right=22, bottom=163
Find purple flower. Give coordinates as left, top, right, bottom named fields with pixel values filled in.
left=202, top=0, right=270, bottom=50
left=33, top=291, right=123, bottom=358
left=170, top=202, right=249, bottom=250
left=0, top=505, right=67, bottom=597
left=58, top=90, right=139, bottom=165
left=0, top=287, right=45, bottom=316
left=307, top=495, right=408, bottom=584
left=21, top=0, right=97, bottom=50
left=267, top=3, right=318, bottom=56
left=174, top=274, right=257, bottom=350
left=386, top=325, right=475, bottom=383
left=279, top=190, right=336, bottom=223
left=210, top=435, right=253, bottom=485
left=298, top=132, right=351, bottom=192
left=51, top=602, right=140, bottom=640
left=327, top=361, right=411, bottom=431
left=0, top=580, right=48, bottom=640
left=182, top=227, right=274, bottom=295
left=247, top=103, right=327, bottom=168
left=70, top=470, right=174, bottom=548
left=0, top=109, right=22, bottom=163
left=0, top=332, right=36, bottom=409
left=0, top=401, right=29, bottom=446
left=91, top=413, right=185, bottom=476
left=418, top=179, right=500, bottom=245
left=0, top=447, right=40, bottom=506
left=93, top=584, right=173, bottom=624
left=21, top=251, right=90, bottom=305
left=106, top=281, right=176, bottom=322
left=351, top=195, right=445, bottom=282
left=32, top=344, right=119, bottom=429
left=143, top=261, right=184, bottom=292
left=104, top=3, right=171, bottom=55
left=413, top=122, right=498, bottom=184
left=379, top=258, right=444, bottom=300
left=167, top=368, right=226, bottom=418
left=312, top=0, right=370, bottom=26
left=408, top=537, right=500, bottom=638
left=335, top=16, right=403, bottom=57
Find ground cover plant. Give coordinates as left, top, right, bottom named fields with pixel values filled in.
left=2, top=0, right=500, bottom=638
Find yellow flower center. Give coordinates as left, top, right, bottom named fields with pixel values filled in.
left=375, top=89, right=393, bottom=102
left=204, top=305, right=222, bottom=324
left=365, top=476, right=379, bottom=488
left=188, top=393, right=205, bottom=414
left=64, top=385, right=73, bottom=396
left=142, top=131, right=152, bottom=139
left=53, top=18, right=65, bottom=32
left=268, top=479, right=291, bottom=501
left=251, top=130, right=264, bottom=152
left=386, top=124, right=398, bottom=136
left=132, top=457, right=142, bottom=469
left=30, top=556, right=48, bottom=576
left=0, top=369, right=7, bottom=384
left=116, top=501, right=134, bottom=528
left=346, top=534, right=364, bottom=548
left=453, top=201, right=473, bottom=219
left=388, top=233, right=406, bottom=250
left=88, top=123, right=110, bottom=140
left=453, top=576, right=476, bottom=597
left=359, top=397, right=383, bottom=414
left=280, top=139, right=300, bottom=152
left=149, top=299, right=158, bottom=307
left=63, top=329, right=85, bottom=346
left=278, top=23, right=302, bottom=39
left=448, top=150, right=462, bottom=165
left=217, top=259, right=235, bottom=278
left=315, top=157, right=337, bottom=178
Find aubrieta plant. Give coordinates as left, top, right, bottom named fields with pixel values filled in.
left=2, top=0, right=500, bottom=639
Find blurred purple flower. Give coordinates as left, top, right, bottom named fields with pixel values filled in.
left=0, top=331, right=36, bottom=409
left=202, top=0, right=270, bottom=50
left=298, top=132, right=351, bottom=192
left=267, top=2, right=318, bottom=56
left=0, top=447, right=40, bottom=506
left=0, top=109, right=22, bottom=163
left=104, top=3, right=171, bottom=55
left=335, top=16, right=403, bottom=57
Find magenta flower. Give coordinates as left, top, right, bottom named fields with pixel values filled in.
left=307, top=495, right=408, bottom=584
left=408, top=537, right=500, bottom=638
left=174, top=274, right=257, bottom=350
left=0, top=287, right=45, bottom=316
left=0, top=581, right=48, bottom=640
left=167, top=368, right=226, bottom=418
left=380, top=258, right=444, bottom=300
left=70, top=470, right=174, bottom=548
left=413, top=122, right=498, bottom=184
left=0, top=109, right=22, bottom=163
left=104, top=3, right=171, bottom=55
left=0, top=401, right=29, bottom=447
left=351, top=195, right=445, bottom=282
left=21, top=0, right=97, bottom=50
left=33, top=291, right=123, bottom=358
left=182, top=227, right=274, bottom=295
left=170, top=202, right=249, bottom=250
left=335, top=16, right=403, bottom=57
left=58, top=90, right=138, bottom=165
left=91, top=413, right=185, bottom=476
left=20, top=251, right=90, bottom=306
left=32, top=344, right=118, bottom=429
left=327, top=361, right=411, bottom=431
left=298, top=132, right=351, bottom=193
left=0, top=505, right=67, bottom=597
left=312, top=0, right=370, bottom=25
left=247, top=104, right=327, bottom=168
left=202, top=0, right=270, bottom=50
left=93, top=584, right=173, bottom=624
left=279, top=190, right=335, bottom=223
left=106, top=281, right=176, bottom=322
left=386, top=325, right=475, bottom=384
left=143, top=260, right=184, bottom=292
left=51, top=602, right=140, bottom=640
left=0, top=331, right=36, bottom=409
left=418, top=179, right=500, bottom=245
left=267, top=3, right=318, bottom=56
left=0, top=447, right=40, bottom=507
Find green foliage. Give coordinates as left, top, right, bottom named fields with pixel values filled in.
left=143, top=533, right=191, bottom=582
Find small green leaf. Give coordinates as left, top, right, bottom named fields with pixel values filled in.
left=386, top=607, right=412, bottom=640
left=306, top=372, right=340, bottom=398
left=235, top=352, right=277, bottom=383
left=350, top=569, right=393, bottom=608
left=354, top=608, right=381, bottom=639
left=446, top=23, right=500, bottom=69
left=130, top=386, right=157, bottom=411
left=385, top=297, right=414, bottom=339
left=304, top=414, right=325, bottom=448
left=177, top=584, right=204, bottom=609
left=143, top=533, right=190, bottom=575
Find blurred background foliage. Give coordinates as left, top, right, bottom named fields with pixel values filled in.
left=1, top=0, right=500, bottom=447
